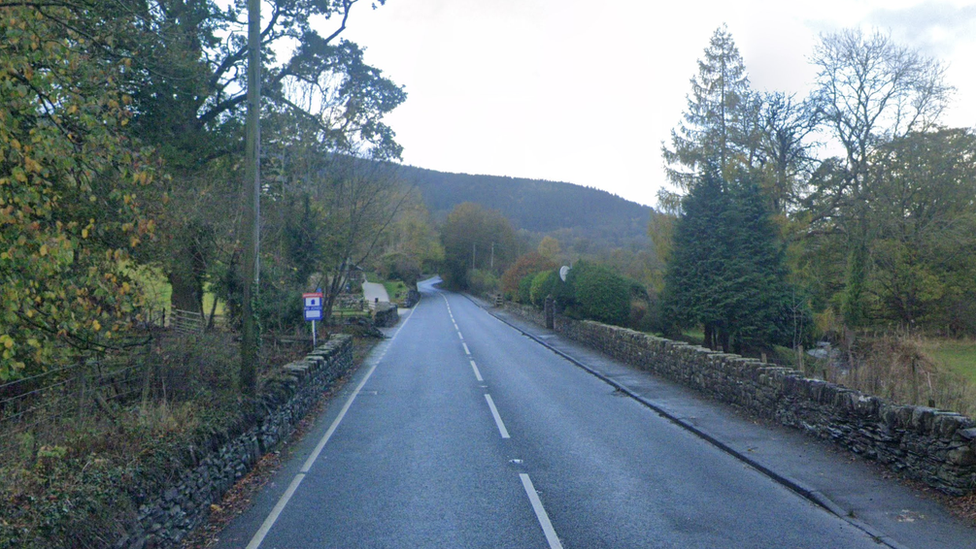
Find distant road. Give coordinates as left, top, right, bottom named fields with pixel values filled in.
left=214, top=279, right=884, bottom=548
left=362, top=281, right=390, bottom=308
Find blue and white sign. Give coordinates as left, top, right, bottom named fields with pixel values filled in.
left=303, top=292, right=324, bottom=321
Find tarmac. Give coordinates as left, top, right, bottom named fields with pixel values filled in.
left=467, top=295, right=976, bottom=549
left=362, top=281, right=390, bottom=308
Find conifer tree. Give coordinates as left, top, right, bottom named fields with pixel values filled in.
left=661, top=25, right=756, bottom=209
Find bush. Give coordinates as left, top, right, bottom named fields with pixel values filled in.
left=517, top=275, right=534, bottom=304
left=529, top=270, right=556, bottom=308
left=468, top=269, right=499, bottom=296
left=500, top=252, right=556, bottom=298
left=565, top=261, right=629, bottom=325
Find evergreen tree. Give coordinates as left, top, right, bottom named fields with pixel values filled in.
left=661, top=25, right=756, bottom=209
left=662, top=167, right=804, bottom=352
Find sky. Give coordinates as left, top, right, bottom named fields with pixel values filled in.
left=338, top=0, right=976, bottom=208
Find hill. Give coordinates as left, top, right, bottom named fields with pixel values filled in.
left=395, top=165, right=655, bottom=250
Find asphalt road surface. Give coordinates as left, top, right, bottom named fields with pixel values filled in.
left=214, top=279, right=888, bottom=548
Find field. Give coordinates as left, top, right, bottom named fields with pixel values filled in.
left=922, top=338, right=976, bottom=384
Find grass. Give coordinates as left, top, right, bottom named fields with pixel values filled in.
left=122, top=262, right=224, bottom=320
left=382, top=279, right=409, bottom=302
left=920, top=338, right=976, bottom=384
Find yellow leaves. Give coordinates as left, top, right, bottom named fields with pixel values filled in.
left=1, top=335, right=13, bottom=350
left=92, top=320, right=101, bottom=332
left=23, top=157, right=41, bottom=173
left=39, top=244, right=48, bottom=257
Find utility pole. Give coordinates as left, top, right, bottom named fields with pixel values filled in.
left=240, top=0, right=261, bottom=397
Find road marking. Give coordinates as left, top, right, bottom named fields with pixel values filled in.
left=462, top=342, right=471, bottom=355
left=484, top=394, right=510, bottom=439
left=520, top=474, right=564, bottom=549
left=244, top=297, right=418, bottom=549
left=470, top=359, right=483, bottom=382
left=458, top=331, right=464, bottom=340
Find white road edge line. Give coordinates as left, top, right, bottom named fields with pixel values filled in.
left=470, top=359, right=483, bottom=382
left=244, top=299, right=418, bottom=549
left=458, top=332, right=464, bottom=340
left=484, top=394, right=510, bottom=439
left=520, top=473, right=564, bottom=549
left=462, top=342, right=471, bottom=355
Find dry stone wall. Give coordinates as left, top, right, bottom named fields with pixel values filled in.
left=115, top=335, right=354, bottom=549
left=505, top=303, right=976, bottom=496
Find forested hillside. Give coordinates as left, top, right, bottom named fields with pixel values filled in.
left=396, top=165, right=654, bottom=249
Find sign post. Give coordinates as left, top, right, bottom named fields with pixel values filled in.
left=303, top=291, right=324, bottom=347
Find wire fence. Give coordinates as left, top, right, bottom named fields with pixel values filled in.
left=0, top=344, right=153, bottom=468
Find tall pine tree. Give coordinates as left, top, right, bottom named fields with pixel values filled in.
left=662, top=167, right=805, bottom=353
left=661, top=25, right=757, bottom=210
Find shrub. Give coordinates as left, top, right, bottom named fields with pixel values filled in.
left=517, top=275, right=534, bottom=304
left=500, top=252, right=556, bottom=298
left=529, top=270, right=556, bottom=308
left=468, top=269, right=499, bottom=296
left=566, top=261, right=629, bottom=325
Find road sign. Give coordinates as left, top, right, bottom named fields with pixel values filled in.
left=303, top=292, right=324, bottom=321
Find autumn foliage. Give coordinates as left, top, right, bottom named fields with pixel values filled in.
left=0, top=7, right=156, bottom=379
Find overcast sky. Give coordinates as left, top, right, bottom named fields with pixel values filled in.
left=339, top=0, right=976, bottom=208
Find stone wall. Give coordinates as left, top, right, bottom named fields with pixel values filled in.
left=373, top=302, right=400, bottom=327
left=504, top=304, right=976, bottom=496
left=115, top=335, right=354, bottom=549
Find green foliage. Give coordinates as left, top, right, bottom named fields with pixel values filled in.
left=439, top=202, right=517, bottom=290
left=468, top=269, right=499, bottom=296
left=662, top=168, right=808, bottom=351
left=0, top=6, right=158, bottom=380
left=529, top=270, right=557, bottom=308
left=517, top=275, right=534, bottom=304
left=661, top=24, right=756, bottom=203
left=564, top=261, right=630, bottom=325
left=500, top=252, right=556, bottom=299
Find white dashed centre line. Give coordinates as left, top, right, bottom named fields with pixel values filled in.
left=520, top=474, right=563, bottom=549
left=470, top=360, right=483, bottom=382
left=484, top=394, right=510, bottom=439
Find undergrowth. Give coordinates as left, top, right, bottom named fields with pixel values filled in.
left=0, top=331, right=306, bottom=548
left=799, top=334, right=976, bottom=417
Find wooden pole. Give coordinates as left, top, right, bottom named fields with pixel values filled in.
left=241, top=0, right=261, bottom=397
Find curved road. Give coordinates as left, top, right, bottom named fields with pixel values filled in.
left=214, top=279, right=886, bottom=548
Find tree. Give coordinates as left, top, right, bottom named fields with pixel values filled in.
left=537, top=236, right=561, bottom=262
left=808, top=28, right=952, bottom=327
left=500, top=252, right=556, bottom=299
left=661, top=168, right=730, bottom=346
left=0, top=6, right=157, bottom=379
left=754, top=92, right=818, bottom=214
left=374, top=190, right=444, bottom=287
left=661, top=167, right=800, bottom=352
left=258, top=153, right=410, bottom=325
left=661, top=24, right=756, bottom=208
left=864, top=128, right=976, bottom=331
left=105, top=0, right=405, bottom=316
left=439, top=203, right=517, bottom=289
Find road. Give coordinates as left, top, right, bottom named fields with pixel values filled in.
left=362, top=281, right=390, bottom=309
left=214, top=279, right=888, bottom=548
